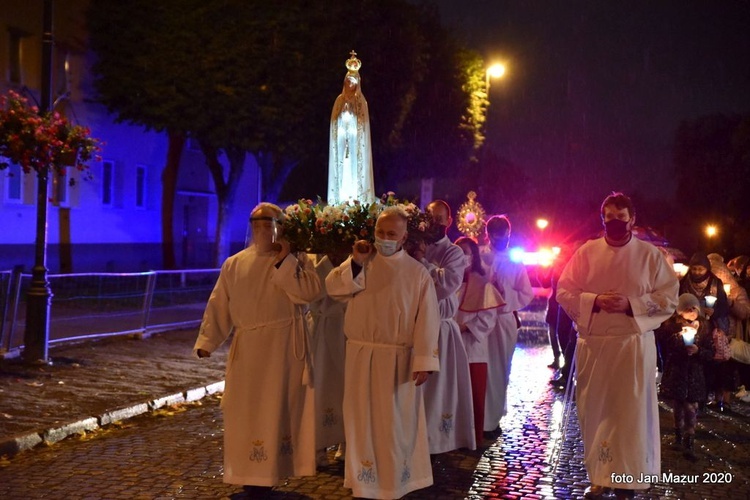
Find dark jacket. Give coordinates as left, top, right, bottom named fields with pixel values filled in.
left=656, top=314, right=714, bottom=402
left=679, top=273, right=730, bottom=333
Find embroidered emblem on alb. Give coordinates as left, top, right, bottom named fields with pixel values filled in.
left=357, top=459, right=376, bottom=483
left=440, top=413, right=454, bottom=434
left=401, top=460, right=411, bottom=483
left=646, top=300, right=661, bottom=317
left=571, top=310, right=580, bottom=323
left=249, top=439, right=268, bottom=462
left=598, top=440, right=614, bottom=464
left=280, top=435, right=294, bottom=456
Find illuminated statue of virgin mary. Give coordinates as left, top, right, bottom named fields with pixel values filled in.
left=327, top=51, right=375, bottom=204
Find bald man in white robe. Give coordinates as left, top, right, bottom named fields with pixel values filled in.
left=326, top=207, right=440, bottom=499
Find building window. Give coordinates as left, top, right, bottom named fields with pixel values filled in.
left=135, top=165, right=146, bottom=208
left=4, top=163, right=22, bottom=203
left=102, top=160, right=114, bottom=206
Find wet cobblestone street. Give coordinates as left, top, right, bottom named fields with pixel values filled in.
left=2, top=334, right=750, bottom=498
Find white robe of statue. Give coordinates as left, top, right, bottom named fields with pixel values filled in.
left=328, top=52, right=375, bottom=205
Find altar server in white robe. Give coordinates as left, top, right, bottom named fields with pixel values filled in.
left=480, top=215, right=534, bottom=434
left=417, top=200, right=475, bottom=453
left=326, top=206, right=440, bottom=499
left=307, top=253, right=347, bottom=464
left=557, top=192, right=678, bottom=499
left=194, top=203, right=321, bottom=488
left=455, top=236, right=505, bottom=446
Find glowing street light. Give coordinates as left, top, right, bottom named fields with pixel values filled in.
left=486, top=62, right=506, bottom=92
left=536, top=218, right=549, bottom=230
left=705, top=224, right=718, bottom=238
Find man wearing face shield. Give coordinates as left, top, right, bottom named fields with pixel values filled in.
left=194, top=202, right=321, bottom=491
left=557, top=192, right=679, bottom=499
left=325, top=206, right=440, bottom=499
left=479, top=215, right=534, bottom=438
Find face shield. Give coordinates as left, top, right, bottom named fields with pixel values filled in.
left=246, top=215, right=280, bottom=251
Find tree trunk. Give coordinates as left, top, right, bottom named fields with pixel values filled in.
left=161, top=132, right=184, bottom=270
left=202, top=144, right=246, bottom=266
left=256, top=151, right=298, bottom=204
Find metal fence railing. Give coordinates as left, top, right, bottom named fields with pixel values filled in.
left=0, top=269, right=220, bottom=358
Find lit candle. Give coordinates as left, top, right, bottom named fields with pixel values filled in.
left=681, top=326, right=697, bottom=346
left=724, top=283, right=731, bottom=295
left=704, top=295, right=717, bottom=308
left=673, top=263, right=688, bottom=277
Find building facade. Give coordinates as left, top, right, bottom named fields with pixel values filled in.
left=1, top=1, right=259, bottom=272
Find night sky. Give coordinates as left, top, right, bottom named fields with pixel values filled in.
left=428, top=0, right=750, bottom=209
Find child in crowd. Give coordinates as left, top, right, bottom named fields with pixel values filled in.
left=655, top=293, right=714, bottom=461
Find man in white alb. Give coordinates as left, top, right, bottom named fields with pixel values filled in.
left=480, top=215, right=534, bottom=436
left=326, top=206, right=440, bottom=499
left=194, top=203, right=321, bottom=491
left=557, top=192, right=678, bottom=499
left=416, top=200, right=475, bottom=453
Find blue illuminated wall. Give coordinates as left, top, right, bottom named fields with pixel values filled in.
left=0, top=2, right=260, bottom=272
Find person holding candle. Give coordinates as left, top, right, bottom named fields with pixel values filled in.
left=727, top=254, right=750, bottom=393
left=708, top=253, right=750, bottom=405
left=655, top=293, right=714, bottom=461
left=679, top=252, right=733, bottom=412
left=707, top=253, right=750, bottom=343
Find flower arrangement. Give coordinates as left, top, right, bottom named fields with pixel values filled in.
left=0, top=90, right=102, bottom=180
left=283, top=192, right=437, bottom=255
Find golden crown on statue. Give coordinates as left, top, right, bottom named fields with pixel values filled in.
left=346, top=50, right=362, bottom=72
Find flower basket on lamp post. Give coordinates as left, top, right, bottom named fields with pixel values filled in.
left=0, top=89, right=101, bottom=362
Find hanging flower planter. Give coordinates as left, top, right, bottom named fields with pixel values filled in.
left=0, top=90, right=102, bottom=178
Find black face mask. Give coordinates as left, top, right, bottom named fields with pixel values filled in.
left=690, top=272, right=708, bottom=283
left=490, top=236, right=510, bottom=250
left=604, top=219, right=630, bottom=240
left=424, top=224, right=447, bottom=245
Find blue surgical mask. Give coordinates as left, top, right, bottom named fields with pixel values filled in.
left=374, top=236, right=399, bottom=256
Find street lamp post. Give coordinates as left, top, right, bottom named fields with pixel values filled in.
left=486, top=63, right=506, bottom=94
left=23, top=0, right=54, bottom=364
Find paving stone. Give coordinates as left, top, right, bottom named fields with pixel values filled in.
left=3, top=323, right=750, bottom=498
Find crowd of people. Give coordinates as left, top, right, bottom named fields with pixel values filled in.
left=193, top=192, right=750, bottom=499
left=193, top=199, right=531, bottom=498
